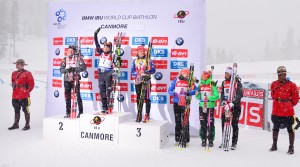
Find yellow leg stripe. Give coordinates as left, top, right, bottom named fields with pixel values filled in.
left=26, top=98, right=31, bottom=113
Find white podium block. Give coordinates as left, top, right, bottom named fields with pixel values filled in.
left=118, top=120, right=170, bottom=149
left=43, top=115, right=80, bottom=141
left=79, top=112, right=132, bottom=144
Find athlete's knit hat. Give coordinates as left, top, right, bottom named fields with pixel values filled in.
left=137, top=45, right=146, bottom=52
left=68, top=45, right=76, bottom=51
left=180, top=68, right=190, bottom=76
left=201, top=70, right=211, bottom=80
left=225, top=67, right=233, bottom=75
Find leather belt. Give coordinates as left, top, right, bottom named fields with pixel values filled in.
left=15, top=84, right=26, bottom=88
left=274, top=98, right=291, bottom=102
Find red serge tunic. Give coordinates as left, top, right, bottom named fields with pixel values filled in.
left=11, top=70, right=35, bottom=100
left=270, top=80, right=299, bottom=117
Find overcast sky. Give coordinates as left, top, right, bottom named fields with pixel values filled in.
left=206, top=0, right=300, bottom=62
left=1, top=0, right=300, bottom=65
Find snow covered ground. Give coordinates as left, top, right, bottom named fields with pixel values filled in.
left=1, top=37, right=300, bottom=167
left=0, top=72, right=299, bottom=167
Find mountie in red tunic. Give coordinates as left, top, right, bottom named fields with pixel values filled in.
left=11, top=69, right=35, bottom=100
left=270, top=80, right=299, bottom=117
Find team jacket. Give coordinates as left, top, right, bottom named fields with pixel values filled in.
left=195, top=78, right=219, bottom=108
left=94, top=32, right=118, bottom=71
left=131, top=58, right=156, bottom=85
left=168, top=77, right=198, bottom=106
left=11, top=69, right=35, bottom=99
left=60, top=55, right=87, bottom=82
left=270, top=80, right=299, bottom=117
left=220, top=78, right=243, bottom=108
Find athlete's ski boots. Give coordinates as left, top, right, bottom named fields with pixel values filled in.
left=143, top=113, right=150, bottom=123
left=135, top=113, right=142, bottom=123
left=101, top=110, right=108, bottom=114
left=107, top=108, right=113, bottom=114
left=201, top=140, right=206, bottom=147
left=208, top=141, right=214, bottom=147
left=64, top=114, right=70, bottom=118
left=231, top=143, right=237, bottom=150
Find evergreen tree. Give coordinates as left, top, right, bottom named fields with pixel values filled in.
left=0, top=0, right=9, bottom=59
left=206, top=47, right=215, bottom=64
left=9, top=0, right=20, bottom=58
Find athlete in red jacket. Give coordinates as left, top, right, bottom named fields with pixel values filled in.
left=269, top=66, right=299, bottom=155
left=9, top=59, right=34, bottom=131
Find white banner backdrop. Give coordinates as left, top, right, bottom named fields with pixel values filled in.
left=46, top=0, right=205, bottom=136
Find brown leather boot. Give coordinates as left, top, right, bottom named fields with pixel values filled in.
left=8, top=112, right=20, bottom=130
left=269, top=131, right=278, bottom=151
left=22, top=112, right=30, bottom=131
left=287, top=132, right=295, bottom=155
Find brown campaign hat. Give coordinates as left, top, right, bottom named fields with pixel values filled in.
left=13, top=59, right=28, bottom=66
left=277, top=66, right=287, bottom=74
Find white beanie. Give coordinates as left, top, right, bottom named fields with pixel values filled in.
left=225, top=67, right=233, bottom=75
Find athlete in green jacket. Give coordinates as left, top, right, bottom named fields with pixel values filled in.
left=196, top=70, right=219, bottom=147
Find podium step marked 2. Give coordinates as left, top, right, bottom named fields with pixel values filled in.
left=118, top=120, right=170, bottom=149
left=43, top=115, right=80, bottom=141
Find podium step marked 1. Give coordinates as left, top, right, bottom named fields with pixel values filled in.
left=118, top=120, right=170, bottom=149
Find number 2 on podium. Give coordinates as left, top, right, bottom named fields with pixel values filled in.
left=59, top=122, right=64, bottom=130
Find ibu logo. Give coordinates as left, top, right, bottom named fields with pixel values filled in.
left=132, top=37, right=148, bottom=45
left=80, top=93, right=93, bottom=101
left=94, top=59, right=99, bottom=68
left=130, top=83, right=135, bottom=92
left=53, top=69, right=62, bottom=77
left=150, top=95, right=167, bottom=104
left=170, top=60, right=188, bottom=69
left=65, top=37, right=77, bottom=45
left=80, top=48, right=93, bottom=56
left=120, top=71, right=128, bottom=80
left=152, top=48, right=168, bottom=57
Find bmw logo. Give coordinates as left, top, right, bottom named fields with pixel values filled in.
left=115, top=48, right=125, bottom=56
left=82, top=71, right=88, bottom=78
left=100, top=37, right=107, bottom=45
left=55, top=48, right=60, bottom=56
left=175, top=37, right=184, bottom=46
left=117, top=94, right=125, bottom=102
left=54, top=90, right=59, bottom=98
left=154, top=72, right=163, bottom=80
